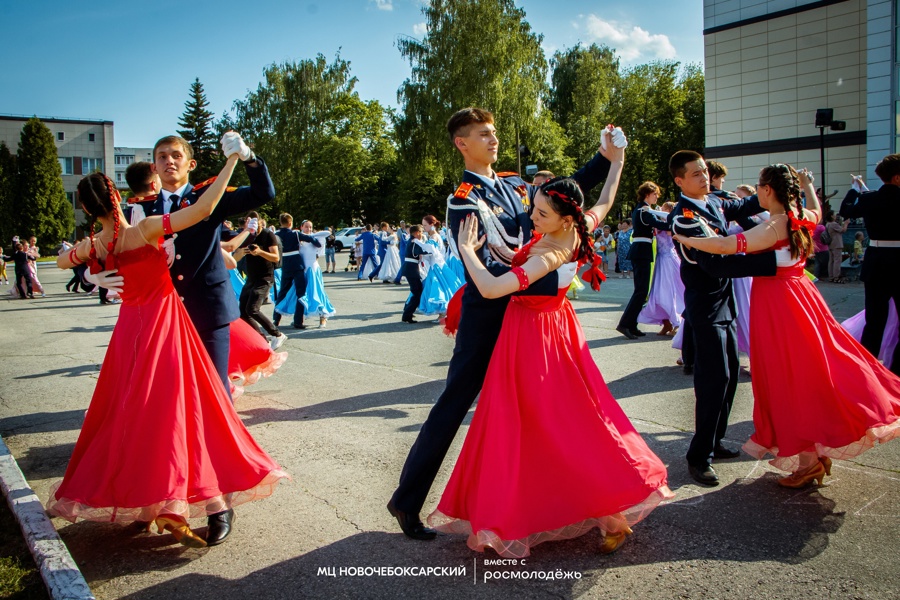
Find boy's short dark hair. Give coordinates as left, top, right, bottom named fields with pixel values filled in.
left=707, top=160, right=728, bottom=179
left=669, top=150, right=704, bottom=180
left=409, top=225, right=423, bottom=235
left=447, top=107, right=494, bottom=143
left=153, top=135, right=194, bottom=162
left=124, top=162, right=154, bottom=195
left=280, top=213, right=293, bottom=226
left=874, top=153, right=900, bottom=183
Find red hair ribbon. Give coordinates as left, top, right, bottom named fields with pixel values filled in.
left=788, top=213, right=816, bottom=233
left=545, top=189, right=583, bottom=213
left=580, top=255, right=607, bottom=291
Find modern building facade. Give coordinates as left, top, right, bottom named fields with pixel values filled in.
left=113, top=146, right=154, bottom=190
left=0, top=114, right=115, bottom=231
left=703, top=0, right=892, bottom=198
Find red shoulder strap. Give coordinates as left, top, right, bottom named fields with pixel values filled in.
left=454, top=182, right=474, bottom=199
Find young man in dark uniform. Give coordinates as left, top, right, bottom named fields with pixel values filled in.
left=617, top=181, right=670, bottom=339
left=400, top=225, right=432, bottom=323
left=388, top=107, right=623, bottom=540
left=273, top=213, right=321, bottom=330
left=668, top=150, right=776, bottom=486
left=840, top=155, right=900, bottom=376
left=136, top=132, right=274, bottom=545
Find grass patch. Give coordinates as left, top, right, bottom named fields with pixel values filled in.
left=0, top=499, right=48, bottom=599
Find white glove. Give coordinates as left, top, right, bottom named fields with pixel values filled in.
left=600, top=125, right=628, bottom=150
left=83, top=269, right=124, bottom=294
left=161, top=237, right=176, bottom=268
left=245, top=217, right=259, bottom=233
left=221, top=131, right=254, bottom=161
left=850, top=174, right=868, bottom=193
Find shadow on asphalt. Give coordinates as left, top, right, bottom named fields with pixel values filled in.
left=106, top=476, right=843, bottom=600
left=236, top=381, right=446, bottom=426
left=604, top=367, right=694, bottom=400
left=0, top=409, right=86, bottom=436
left=13, top=363, right=100, bottom=380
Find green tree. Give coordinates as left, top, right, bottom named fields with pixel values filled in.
left=394, top=0, right=572, bottom=218
left=0, top=142, right=16, bottom=246
left=178, top=78, right=218, bottom=181
left=233, top=54, right=398, bottom=226
left=548, top=44, right=620, bottom=175
left=16, top=118, right=72, bottom=243
left=606, top=61, right=705, bottom=219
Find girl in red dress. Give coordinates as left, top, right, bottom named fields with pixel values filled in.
left=675, top=165, right=900, bottom=487
left=428, top=142, right=673, bottom=558
left=47, top=156, right=288, bottom=547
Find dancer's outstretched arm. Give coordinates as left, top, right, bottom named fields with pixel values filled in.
left=583, top=132, right=625, bottom=228
left=138, top=154, right=240, bottom=240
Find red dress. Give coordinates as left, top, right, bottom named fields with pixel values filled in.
left=742, top=242, right=900, bottom=472
left=228, top=318, right=288, bottom=399
left=47, top=235, right=287, bottom=523
left=428, top=239, right=672, bottom=558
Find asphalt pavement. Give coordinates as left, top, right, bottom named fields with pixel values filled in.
left=0, top=260, right=897, bottom=600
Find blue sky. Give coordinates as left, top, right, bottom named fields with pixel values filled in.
left=0, top=0, right=704, bottom=147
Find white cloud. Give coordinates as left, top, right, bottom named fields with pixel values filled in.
left=373, top=0, right=393, bottom=11
left=413, top=22, right=427, bottom=36
left=580, top=15, right=676, bottom=62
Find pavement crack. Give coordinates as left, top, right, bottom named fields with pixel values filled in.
left=303, top=487, right=364, bottom=533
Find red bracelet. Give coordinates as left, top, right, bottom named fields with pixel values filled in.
left=68, top=248, right=83, bottom=265
left=735, top=233, right=747, bottom=253
left=511, top=266, right=529, bottom=291
left=162, top=213, right=174, bottom=236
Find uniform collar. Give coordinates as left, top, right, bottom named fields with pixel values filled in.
left=464, top=169, right=497, bottom=191
left=161, top=183, right=191, bottom=202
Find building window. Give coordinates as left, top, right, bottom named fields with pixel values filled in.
left=115, top=155, right=134, bottom=166
left=82, top=157, right=103, bottom=173
left=116, top=172, right=123, bottom=182
left=58, top=157, right=73, bottom=175
left=89, top=133, right=95, bottom=142
left=57, top=132, right=65, bottom=141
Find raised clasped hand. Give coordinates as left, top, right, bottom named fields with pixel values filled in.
left=599, top=125, right=626, bottom=162
left=459, top=215, right=485, bottom=252
left=798, top=168, right=814, bottom=186
left=220, top=131, right=253, bottom=161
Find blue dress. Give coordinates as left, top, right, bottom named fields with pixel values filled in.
left=418, top=235, right=463, bottom=316
left=275, top=234, right=334, bottom=319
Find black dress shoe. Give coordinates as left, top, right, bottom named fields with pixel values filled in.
left=713, top=443, right=740, bottom=459
left=292, top=323, right=307, bottom=330
left=206, top=509, right=234, bottom=546
left=632, top=328, right=646, bottom=337
left=402, top=318, right=418, bottom=324
left=387, top=501, right=436, bottom=540
left=688, top=463, right=719, bottom=486
left=616, top=325, right=637, bottom=340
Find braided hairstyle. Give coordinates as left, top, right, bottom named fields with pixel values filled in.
left=539, top=177, right=593, bottom=263
left=76, top=172, right=121, bottom=265
left=758, top=164, right=812, bottom=259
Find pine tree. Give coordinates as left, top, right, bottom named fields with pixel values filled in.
left=0, top=141, right=17, bottom=247
left=177, top=78, right=218, bottom=181
left=17, top=118, right=73, bottom=244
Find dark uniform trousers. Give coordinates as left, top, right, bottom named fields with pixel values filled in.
left=619, top=202, right=669, bottom=331
left=840, top=185, right=900, bottom=375
left=274, top=266, right=308, bottom=327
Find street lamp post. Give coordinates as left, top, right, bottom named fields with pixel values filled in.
left=814, top=108, right=846, bottom=212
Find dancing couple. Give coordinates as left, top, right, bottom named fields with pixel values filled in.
left=388, top=107, right=672, bottom=558
left=47, top=133, right=287, bottom=547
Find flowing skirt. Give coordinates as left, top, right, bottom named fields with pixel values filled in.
left=638, top=249, right=684, bottom=327
left=379, top=246, right=401, bottom=282
left=228, top=318, right=288, bottom=398
left=418, top=263, right=463, bottom=316
left=841, top=300, right=898, bottom=369
left=275, top=265, right=335, bottom=318
left=428, top=293, right=672, bottom=558
left=742, top=265, right=900, bottom=472
left=46, top=289, right=287, bottom=523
